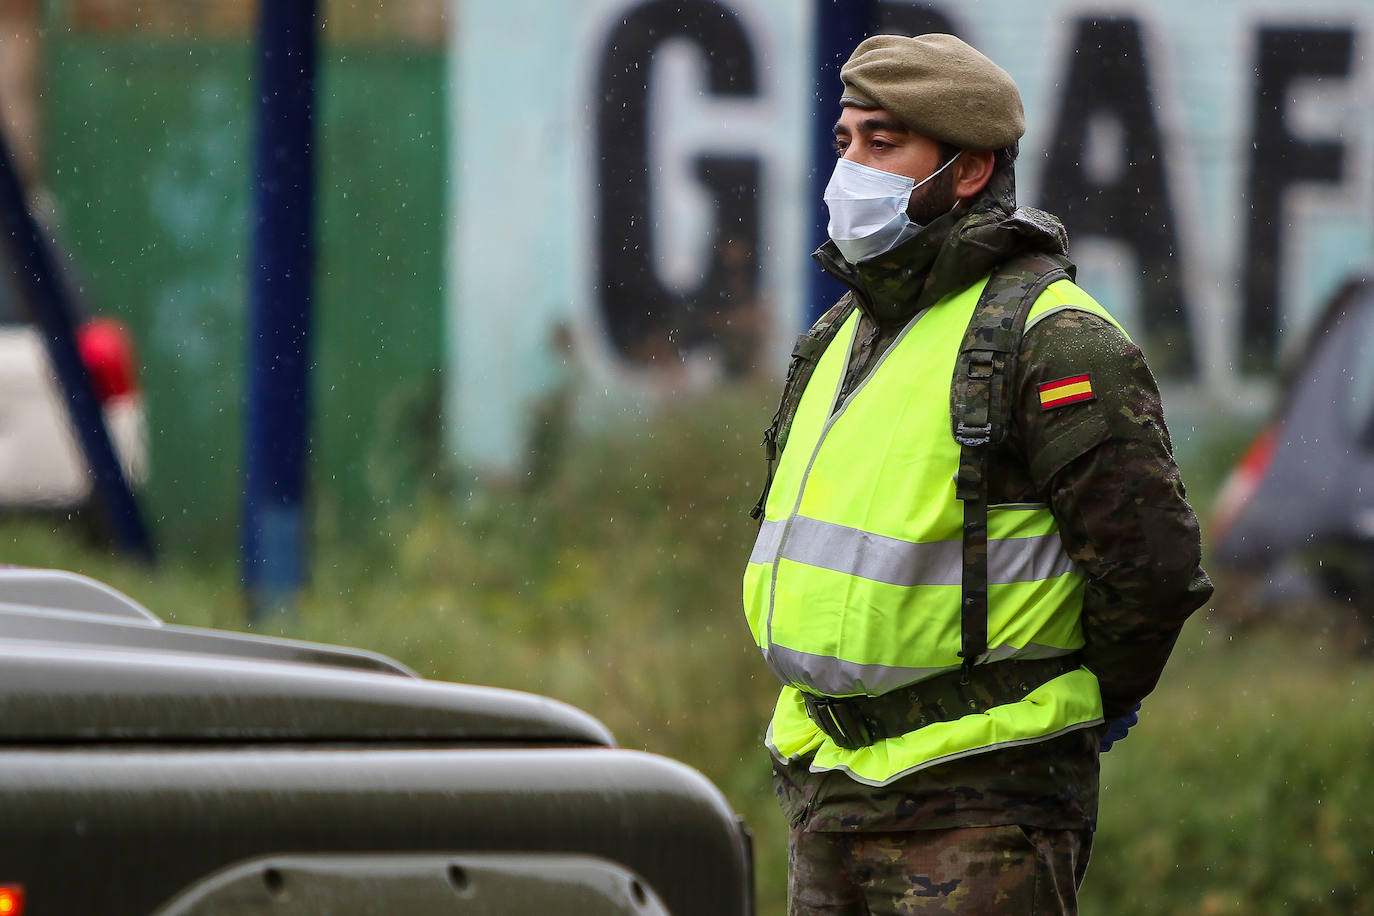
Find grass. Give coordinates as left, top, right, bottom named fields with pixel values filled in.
left=1085, top=608, right=1374, bottom=915
left=3, top=382, right=1371, bottom=915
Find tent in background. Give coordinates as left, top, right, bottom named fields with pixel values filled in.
left=1213, top=274, right=1374, bottom=626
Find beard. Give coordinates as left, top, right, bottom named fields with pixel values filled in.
left=906, top=163, right=958, bottom=225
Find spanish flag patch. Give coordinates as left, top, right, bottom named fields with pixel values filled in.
left=1038, top=374, right=1095, bottom=409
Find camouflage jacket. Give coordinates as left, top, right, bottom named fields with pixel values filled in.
left=772, top=168, right=1214, bottom=833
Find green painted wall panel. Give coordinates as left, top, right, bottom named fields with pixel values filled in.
left=314, top=49, right=448, bottom=538
left=44, top=37, right=445, bottom=555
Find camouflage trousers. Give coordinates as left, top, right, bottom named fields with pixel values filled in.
left=787, top=822, right=1092, bottom=915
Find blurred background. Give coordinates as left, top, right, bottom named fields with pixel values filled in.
left=2, top=0, right=1372, bottom=912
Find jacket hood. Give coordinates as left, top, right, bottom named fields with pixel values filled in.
left=814, top=168, right=1070, bottom=327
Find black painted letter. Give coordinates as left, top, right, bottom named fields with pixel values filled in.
left=1242, top=26, right=1352, bottom=373
left=595, top=0, right=761, bottom=371
left=1041, top=17, right=1194, bottom=376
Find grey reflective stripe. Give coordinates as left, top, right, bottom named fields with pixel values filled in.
left=766, top=643, right=953, bottom=697
left=765, top=642, right=1079, bottom=698
left=982, top=642, right=1080, bottom=664
left=991, top=533, right=1078, bottom=584
left=781, top=516, right=960, bottom=586
left=749, top=519, right=785, bottom=566
left=773, top=516, right=1076, bottom=588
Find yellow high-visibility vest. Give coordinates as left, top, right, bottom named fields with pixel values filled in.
left=743, top=275, right=1121, bottom=786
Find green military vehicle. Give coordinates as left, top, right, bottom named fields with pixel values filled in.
left=0, top=567, right=754, bottom=915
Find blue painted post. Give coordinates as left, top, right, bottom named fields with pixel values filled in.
left=809, top=0, right=879, bottom=323
left=0, top=120, right=153, bottom=561
left=243, top=0, right=318, bottom=624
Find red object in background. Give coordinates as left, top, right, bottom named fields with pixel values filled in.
left=76, top=317, right=139, bottom=402
left=1210, top=423, right=1279, bottom=545
left=0, top=884, right=25, bottom=916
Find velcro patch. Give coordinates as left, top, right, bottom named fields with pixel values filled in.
left=1038, top=374, right=1094, bottom=409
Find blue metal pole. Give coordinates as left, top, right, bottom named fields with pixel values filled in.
left=809, top=0, right=879, bottom=324
left=243, top=0, right=318, bottom=624
left=0, top=118, right=153, bottom=561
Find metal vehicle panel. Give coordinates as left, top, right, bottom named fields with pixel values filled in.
left=0, top=569, right=755, bottom=915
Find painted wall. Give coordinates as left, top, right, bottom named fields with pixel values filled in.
left=45, top=37, right=447, bottom=552
left=448, top=0, right=811, bottom=478
left=448, top=0, right=1374, bottom=474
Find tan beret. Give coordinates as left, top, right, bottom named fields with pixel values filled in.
left=840, top=33, right=1025, bottom=151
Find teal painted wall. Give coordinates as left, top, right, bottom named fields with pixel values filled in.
left=44, top=36, right=446, bottom=555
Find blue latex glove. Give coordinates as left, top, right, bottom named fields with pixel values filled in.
left=1099, top=703, right=1141, bottom=753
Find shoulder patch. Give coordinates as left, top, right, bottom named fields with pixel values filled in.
left=1038, top=374, right=1095, bottom=409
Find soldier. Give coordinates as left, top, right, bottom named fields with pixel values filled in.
left=742, top=34, right=1213, bottom=914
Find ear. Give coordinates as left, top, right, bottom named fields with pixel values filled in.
left=952, top=150, right=995, bottom=200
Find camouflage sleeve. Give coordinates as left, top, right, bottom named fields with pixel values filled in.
left=1013, top=310, right=1214, bottom=722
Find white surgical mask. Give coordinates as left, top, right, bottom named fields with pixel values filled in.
left=824, top=155, right=959, bottom=264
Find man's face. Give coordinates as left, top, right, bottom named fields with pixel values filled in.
left=832, top=105, right=959, bottom=224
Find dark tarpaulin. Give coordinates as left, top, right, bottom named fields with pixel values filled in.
left=1215, top=276, right=1374, bottom=569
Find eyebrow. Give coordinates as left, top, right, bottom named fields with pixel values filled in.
left=833, top=115, right=911, bottom=136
